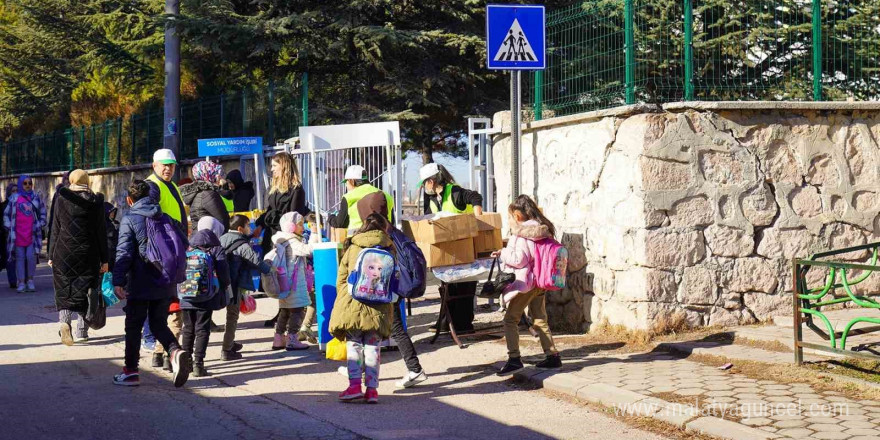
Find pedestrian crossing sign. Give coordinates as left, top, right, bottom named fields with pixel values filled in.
left=486, top=5, right=546, bottom=70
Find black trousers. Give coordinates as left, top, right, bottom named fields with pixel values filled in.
left=124, top=298, right=179, bottom=370
left=391, top=301, right=422, bottom=373
left=181, top=309, right=214, bottom=363
left=442, top=282, right=476, bottom=332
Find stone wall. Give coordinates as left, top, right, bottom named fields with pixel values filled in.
left=493, top=102, right=880, bottom=332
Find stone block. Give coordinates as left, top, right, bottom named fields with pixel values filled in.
left=727, top=258, right=779, bottom=293
left=576, top=383, right=649, bottom=408
left=641, top=157, right=694, bottom=191
left=617, top=268, right=677, bottom=303
left=540, top=372, right=592, bottom=396
left=686, top=417, right=778, bottom=440
left=706, top=225, right=754, bottom=257
left=637, top=229, right=706, bottom=268
left=743, top=184, right=779, bottom=227
left=679, top=266, right=719, bottom=305
left=669, top=195, right=714, bottom=227
left=700, top=151, right=748, bottom=185
left=743, top=293, right=791, bottom=321
left=757, top=228, right=814, bottom=259
left=789, top=186, right=822, bottom=218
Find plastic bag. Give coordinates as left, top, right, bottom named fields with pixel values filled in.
left=326, top=337, right=347, bottom=362
left=101, top=272, right=119, bottom=307
left=239, top=292, right=257, bottom=315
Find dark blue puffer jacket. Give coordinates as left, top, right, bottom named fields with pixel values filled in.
left=112, top=198, right=177, bottom=301
left=179, top=229, right=231, bottom=311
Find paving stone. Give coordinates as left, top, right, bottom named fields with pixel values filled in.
left=763, top=389, right=794, bottom=396
left=649, top=402, right=701, bottom=428
left=841, top=421, right=876, bottom=430
left=762, top=384, right=791, bottom=391
left=740, top=393, right=766, bottom=400
left=677, top=388, right=706, bottom=396
left=793, top=393, right=823, bottom=399
left=706, top=390, right=736, bottom=397
left=849, top=437, right=880, bottom=440
left=709, top=397, right=738, bottom=404
left=828, top=396, right=854, bottom=403
left=770, top=414, right=805, bottom=422
left=776, top=428, right=816, bottom=439
left=539, top=372, right=592, bottom=396
left=742, top=417, right=774, bottom=427
left=766, top=396, right=797, bottom=403
left=846, top=429, right=880, bottom=437
left=758, top=426, right=779, bottom=433
left=705, top=384, right=735, bottom=391
left=758, top=381, right=778, bottom=385
left=576, top=383, right=649, bottom=408
left=809, top=423, right=846, bottom=432
left=837, top=415, right=871, bottom=422
left=811, top=432, right=853, bottom=440
left=686, top=416, right=778, bottom=440
left=773, top=420, right=808, bottom=429
left=805, top=417, right=843, bottom=424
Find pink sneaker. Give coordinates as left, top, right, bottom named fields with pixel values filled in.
left=365, top=387, right=378, bottom=404
left=339, top=385, right=364, bottom=402
left=286, top=334, right=309, bottom=351
left=271, top=333, right=285, bottom=351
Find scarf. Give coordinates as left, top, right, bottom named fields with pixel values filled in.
left=192, top=161, right=224, bottom=186
left=17, top=175, right=33, bottom=199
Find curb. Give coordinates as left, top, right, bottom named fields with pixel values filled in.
left=507, top=365, right=778, bottom=440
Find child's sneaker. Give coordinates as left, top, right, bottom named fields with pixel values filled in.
left=286, top=334, right=309, bottom=351
left=271, top=333, right=285, bottom=350
left=171, top=349, right=192, bottom=388
left=151, top=353, right=164, bottom=368
left=338, top=385, right=364, bottom=402
left=59, top=322, right=74, bottom=346
left=536, top=354, right=562, bottom=369
left=395, top=370, right=428, bottom=388
left=365, top=388, right=379, bottom=404
left=113, top=368, right=140, bottom=386
left=16, top=283, right=25, bottom=293
left=142, top=339, right=157, bottom=351
left=26, top=280, right=35, bottom=292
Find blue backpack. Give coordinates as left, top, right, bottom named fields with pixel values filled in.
left=347, top=247, right=397, bottom=304
left=177, top=248, right=218, bottom=301
left=144, top=214, right=188, bottom=286
left=388, top=227, right=427, bottom=299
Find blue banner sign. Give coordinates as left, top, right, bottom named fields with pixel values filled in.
left=197, top=137, right=263, bottom=157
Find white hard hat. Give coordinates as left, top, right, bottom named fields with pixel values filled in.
left=153, top=149, right=177, bottom=165
left=343, top=165, right=367, bottom=182
left=418, top=163, right=440, bottom=187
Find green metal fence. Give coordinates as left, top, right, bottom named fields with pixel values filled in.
left=530, top=0, right=880, bottom=120
left=1, top=76, right=307, bottom=176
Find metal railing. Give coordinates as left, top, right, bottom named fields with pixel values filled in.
left=1, top=76, right=307, bottom=176
left=529, top=0, right=880, bottom=120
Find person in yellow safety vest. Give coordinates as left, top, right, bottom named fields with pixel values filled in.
left=418, top=162, right=484, bottom=216
left=146, top=149, right=189, bottom=235
left=329, top=165, right=394, bottom=236
left=418, top=162, right=484, bottom=334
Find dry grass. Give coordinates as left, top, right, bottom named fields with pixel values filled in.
left=804, top=358, right=880, bottom=385
left=649, top=392, right=743, bottom=423
left=686, top=352, right=880, bottom=401
left=733, top=336, right=792, bottom=353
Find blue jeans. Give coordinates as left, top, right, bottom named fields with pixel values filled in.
left=143, top=320, right=156, bottom=345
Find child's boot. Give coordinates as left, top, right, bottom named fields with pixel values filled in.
left=339, top=379, right=364, bottom=402
left=365, top=387, right=379, bottom=404
left=271, top=333, right=285, bottom=350
left=286, top=333, right=309, bottom=351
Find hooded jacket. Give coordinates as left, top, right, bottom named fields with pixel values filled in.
left=499, top=220, right=552, bottom=304
left=180, top=180, right=230, bottom=234
left=329, top=230, right=395, bottom=339
left=49, top=188, right=108, bottom=312
left=179, top=228, right=231, bottom=311
left=225, top=170, right=255, bottom=212
left=221, top=230, right=269, bottom=297
left=112, top=197, right=178, bottom=301
left=263, top=230, right=320, bottom=309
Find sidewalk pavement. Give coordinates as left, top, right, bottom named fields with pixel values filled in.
left=0, top=264, right=665, bottom=440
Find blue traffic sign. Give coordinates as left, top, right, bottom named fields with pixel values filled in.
left=486, top=4, right=546, bottom=70
left=197, top=137, right=263, bottom=157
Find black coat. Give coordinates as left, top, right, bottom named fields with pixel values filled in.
left=256, top=185, right=308, bottom=253
left=49, top=188, right=108, bottom=313
left=180, top=181, right=230, bottom=234
left=225, top=170, right=255, bottom=212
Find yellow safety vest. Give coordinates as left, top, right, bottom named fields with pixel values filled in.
left=430, top=184, right=474, bottom=214
left=345, top=184, right=394, bottom=235
left=146, top=174, right=185, bottom=224
left=221, top=196, right=234, bottom=213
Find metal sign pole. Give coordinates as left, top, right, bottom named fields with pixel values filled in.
left=511, top=71, right=522, bottom=200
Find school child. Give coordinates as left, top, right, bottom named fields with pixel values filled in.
left=112, top=180, right=191, bottom=387
left=329, top=193, right=397, bottom=404
left=220, top=214, right=271, bottom=360
left=179, top=216, right=231, bottom=377
left=263, top=212, right=320, bottom=351
left=494, top=194, right=561, bottom=377
left=296, top=213, right=319, bottom=344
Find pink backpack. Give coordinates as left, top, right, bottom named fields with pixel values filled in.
left=532, top=237, right=568, bottom=291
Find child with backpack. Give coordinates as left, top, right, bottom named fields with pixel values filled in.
left=179, top=216, right=231, bottom=377
left=494, top=195, right=562, bottom=377
left=262, top=212, right=320, bottom=351
left=112, top=180, right=192, bottom=387
left=329, top=193, right=398, bottom=404
left=295, top=213, right=319, bottom=344
left=220, top=214, right=271, bottom=360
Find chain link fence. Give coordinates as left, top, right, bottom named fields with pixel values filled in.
left=1, top=76, right=306, bottom=176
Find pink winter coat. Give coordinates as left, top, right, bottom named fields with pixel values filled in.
left=499, top=220, right=552, bottom=303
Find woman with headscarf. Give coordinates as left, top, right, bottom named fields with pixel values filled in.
left=223, top=169, right=255, bottom=212
left=47, top=170, right=108, bottom=345
left=3, top=175, right=47, bottom=293
left=0, top=182, right=17, bottom=288
left=180, top=160, right=230, bottom=234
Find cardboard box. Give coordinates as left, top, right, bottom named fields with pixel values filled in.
left=474, top=213, right=503, bottom=255
left=330, top=228, right=348, bottom=243
left=417, top=238, right=476, bottom=268
left=403, top=214, right=478, bottom=244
